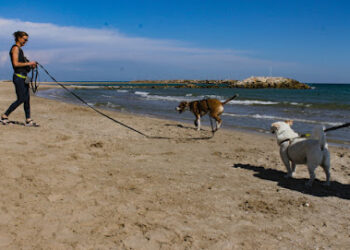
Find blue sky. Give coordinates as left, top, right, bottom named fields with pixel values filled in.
left=1, top=0, right=350, bottom=82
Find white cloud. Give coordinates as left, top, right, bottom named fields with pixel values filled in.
left=0, top=17, right=292, bottom=80
left=0, top=51, right=8, bottom=66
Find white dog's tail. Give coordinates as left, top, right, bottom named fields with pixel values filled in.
left=311, top=125, right=327, bottom=150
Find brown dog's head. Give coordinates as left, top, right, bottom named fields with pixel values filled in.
left=176, top=101, right=189, bottom=113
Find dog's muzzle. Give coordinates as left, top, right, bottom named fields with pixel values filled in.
left=176, top=107, right=183, bottom=113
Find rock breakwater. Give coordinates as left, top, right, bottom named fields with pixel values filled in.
left=128, top=77, right=310, bottom=89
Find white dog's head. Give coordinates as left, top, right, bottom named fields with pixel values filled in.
left=271, top=120, right=299, bottom=145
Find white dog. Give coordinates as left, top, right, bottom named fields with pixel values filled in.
left=270, top=120, right=330, bottom=187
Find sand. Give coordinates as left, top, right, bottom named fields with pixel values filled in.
left=0, top=81, right=349, bottom=249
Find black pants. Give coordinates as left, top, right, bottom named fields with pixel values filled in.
left=5, top=74, right=30, bottom=119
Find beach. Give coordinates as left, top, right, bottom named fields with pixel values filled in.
left=1, top=81, right=350, bottom=249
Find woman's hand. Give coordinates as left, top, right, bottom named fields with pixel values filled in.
left=28, top=61, right=37, bottom=68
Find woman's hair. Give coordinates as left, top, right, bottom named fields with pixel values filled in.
left=13, top=31, right=29, bottom=42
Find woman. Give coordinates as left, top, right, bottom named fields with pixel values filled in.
left=1, top=31, right=39, bottom=126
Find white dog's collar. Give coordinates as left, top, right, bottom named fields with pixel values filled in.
left=279, top=138, right=291, bottom=146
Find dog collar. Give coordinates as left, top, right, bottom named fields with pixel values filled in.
left=279, top=138, right=291, bottom=146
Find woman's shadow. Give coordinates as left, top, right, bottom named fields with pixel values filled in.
left=232, top=163, right=350, bottom=200
left=7, top=120, right=25, bottom=126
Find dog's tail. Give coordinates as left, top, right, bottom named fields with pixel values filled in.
left=311, top=125, right=327, bottom=150
left=221, top=94, right=239, bottom=105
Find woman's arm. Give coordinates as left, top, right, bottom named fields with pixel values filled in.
left=11, top=46, right=37, bottom=68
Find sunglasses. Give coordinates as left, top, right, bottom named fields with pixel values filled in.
left=22, top=37, right=28, bottom=42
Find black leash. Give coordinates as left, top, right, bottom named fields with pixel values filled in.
left=34, top=63, right=215, bottom=140
left=302, top=122, right=350, bottom=137
left=36, top=63, right=149, bottom=138
left=30, top=66, right=39, bottom=93
left=324, top=122, right=350, bottom=132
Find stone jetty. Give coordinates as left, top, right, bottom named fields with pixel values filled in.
left=128, top=77, right=310, bottom=89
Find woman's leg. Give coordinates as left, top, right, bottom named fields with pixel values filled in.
left=23, top=83, right=31, bottom=119
left=4, top=75, right=28, bottom=117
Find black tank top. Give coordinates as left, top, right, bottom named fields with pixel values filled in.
left=9, top=45, right=31, bottom=75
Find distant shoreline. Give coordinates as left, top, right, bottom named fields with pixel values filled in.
left=2, top=76, right=311, bottom=89
left=32, top=78, right=310, bottom=89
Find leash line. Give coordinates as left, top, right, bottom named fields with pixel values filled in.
left=35, top=63, right=215, bottom=140
left=30, top=66, right=39, bottom=93
left=37, top=63, right=149, bottom=138
left=301, top=122, right=350, bottom=137
left=324, top=122, right=350, bottom=132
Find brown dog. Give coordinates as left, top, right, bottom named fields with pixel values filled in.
left=176, top=94, right=238, bottom=131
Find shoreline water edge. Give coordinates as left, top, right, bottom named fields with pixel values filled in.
left=36, top=81, right=350, bottom=147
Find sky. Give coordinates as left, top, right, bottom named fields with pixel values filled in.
left=0, top=0, right=350, bottom=83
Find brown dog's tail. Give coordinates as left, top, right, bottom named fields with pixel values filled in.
left=221, top=94, right=239, bottom=105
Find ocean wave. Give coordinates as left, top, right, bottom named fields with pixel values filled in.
left=223, top=113, right=343, bottom=127
left=133, top=92, right=311, bottom=107
left=132, top=92, right=284, bottom=105
left=144, top=95, right=187, bottom=102
left=134, top=91, right=150, bottom=97
left=285, top=102, right=312, bottom=107
left=94, top=101, right=121, bottom=109
left=117, top=90, right=129, bottom=93
left=198, top=95, right=281, bottom=106
left=205, top=94, right=223, bottom=99
left=132, top=92, right=307, bottom=106
left=48, top=94, right=60, bottom=98
left=133, top=92, right=195, bottom=102
left=70, top=86, right=101, bottom=89
left=230, top=100, right=278, bottom=105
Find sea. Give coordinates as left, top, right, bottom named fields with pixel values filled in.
left=37, top=83, right=350, bottom=147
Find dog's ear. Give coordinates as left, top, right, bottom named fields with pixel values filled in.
left=284, top=120, right=293, bottom=126
left=271, top=122, right=280, bottom=129
left=270, top=122, right=280, bottom=133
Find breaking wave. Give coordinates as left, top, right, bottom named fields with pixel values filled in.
left=222, top=113, right=343, bottom=127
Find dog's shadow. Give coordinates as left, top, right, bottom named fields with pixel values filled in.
left=163, top=123, right=215, bottom=141
left=233, top=163, right=350, bottom=200
left=165, top=123, right=201, bottom=131
left=165, top=123, right=214, bottom=132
